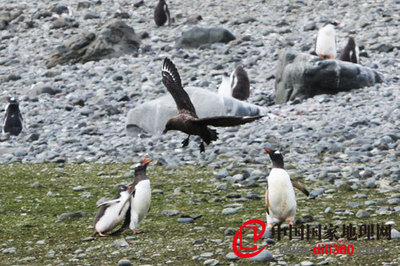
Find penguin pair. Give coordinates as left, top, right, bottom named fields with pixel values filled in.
left=314, top=22, right=359, bottom=64
left=154, top=0, right=171, bottom=26
left=264, top=148, right=309, bottom=231
left=218, top=65, right=250, bottom=101
left=94, top=156, right=152, bottom=236
left=2, top=97, right=23, bottom=136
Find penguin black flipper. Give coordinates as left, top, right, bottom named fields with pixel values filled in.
left=96, top=199, right=121, bottom=208
left=291, top=180, right=309, bottom=196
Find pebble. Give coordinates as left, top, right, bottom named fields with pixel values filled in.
left=177, top=218, right=194, bottom=223
left=249, top=250, right=273, bottom=262
left=3, top=247, right=17, bottom=254
left=222, top=208, right=239, bottom=215
left=356, top=210, right=370, bottom=218
left=161, top=210, right=180, bottom=216
left=204, top=259, right=219, bottom=265
left=225, top=252, right=239, bottom=261
left=118, top=259, right=132, bottom=266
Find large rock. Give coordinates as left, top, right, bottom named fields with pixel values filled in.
left=274, top=50, right=383, bottom=104
left=126, top=87, right=267, bottom=135
left=176, top=27, right=235, bottom=48
left=46, top=20, right=140, bottom=68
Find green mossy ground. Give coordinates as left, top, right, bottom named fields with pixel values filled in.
left=0, top=163, right=398, bottom=265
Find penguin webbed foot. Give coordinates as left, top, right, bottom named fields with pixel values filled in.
left=132, top=229, right=144, bottom=234
left=98, top=232, right=109, bottom=237
left=181, top=136, right=190, bottom=147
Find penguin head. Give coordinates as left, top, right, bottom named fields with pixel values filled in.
left=264, top=148, right=284, bottom=168
left=117, top=185, right=129, bottom=195
left=133, top=156, right=152, bottom=172
left=328, top=21, right=340, bottom=27
left=3, top=96, right=18, bottom=104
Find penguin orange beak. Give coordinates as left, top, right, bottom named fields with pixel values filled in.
left=264, top=148, right=271, bottom=152
left=128, top=185, right=133, bottom=189
left=141, top=156, right=153, bottom=165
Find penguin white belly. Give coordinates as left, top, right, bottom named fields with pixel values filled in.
left=316, top=25, right=336, bottom=58
left=95, top=195, right=130, bottom=233
left=218, top=76, right=232, bottom=98
left=130, top=180, right=151, bottom=230
left=267, top=169, right=296, bottom=224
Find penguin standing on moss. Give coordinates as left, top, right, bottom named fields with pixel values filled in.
left=264, top=148, right=309, bottom=230
left=154, top=0, right=171, bottom=26
left=2, top=97, right=23, bottom=136
left=315, top=22, right=340, bottom=59
left=94, top=185, right=134, bottom=237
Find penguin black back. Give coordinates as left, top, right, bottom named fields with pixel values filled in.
left=154, top=0, right=170, bottom=26
left=339, top=37, right=359, bottom=64
left=264, top=148, right=284, bottom=169
left=3, top=97, right=23, bottom=136
left=231, top=65, right=250, bottom=101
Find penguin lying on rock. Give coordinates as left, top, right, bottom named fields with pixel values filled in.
left=263, top=148, right=309, bottom=238
left=94, top=185, right=134, bottom=237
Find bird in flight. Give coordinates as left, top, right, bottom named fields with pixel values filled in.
left=161, top=57, right=264, bottom=152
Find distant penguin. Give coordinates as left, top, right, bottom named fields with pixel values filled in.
left=154, top=0, right=171, bottom=26
left=231, top=65, right=250, bottom=100
left=3, top=97, right=23, bottom=136
left=53, top=5, right=72, bottom=18
left=128, top=156, right=152, bottom=233
left=218, top=72, right=232, bottom=98
left=264, top=148, right=309, bottom=229
left=339, top=37, right=359, bottom=64
left=94, top=185, right=134, bottom=237
left=218, top=66, right=250, bottom=101
left=315, top=22, right=340, bottom=59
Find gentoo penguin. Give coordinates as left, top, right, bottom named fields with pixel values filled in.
left=161, top=57, right=264, bottom=152
left=94, top=185, right=134, bottom=237
left=154, top=0, right=171, bottom=26
left=339, top=37, right=359, bottom=64
left=218, top=72, right=231, bottom=98
left=2, top=97, right=23, bottom=136
left=53, top=5, right=72, bottom=18
left=127, top=156, right=152, bottom=233
left=264, top=148, right=309, bottom=229
left=218, top=66, right=250, bottom=101
left=315, top=22, right=340, bottom=59
left=231, top=65, right=250, bottom=100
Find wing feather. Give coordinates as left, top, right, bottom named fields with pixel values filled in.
left=161, top=58, right=197, bottom=116
left=193, top=115, right=263, bottom=127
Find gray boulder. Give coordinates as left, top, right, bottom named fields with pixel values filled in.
left=176, top=27, right=235, bottom=48
left=46, top=20, right=140, bottom=68
left=274, top=50, right=383, bottom=104
left=25, top=82, right=62, bottom=98
left=126, top=87, right=267, bottom=135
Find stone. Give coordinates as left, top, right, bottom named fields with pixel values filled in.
left=204, top=259, right=219, bottom=265
left=3, top=247, right=17, bottom=254
left=177, top=217, right=194, bottom=223
left=176, top=27, right=235, bottom=48
left=356, top=210, right=370, bottom=218
left=118, top=259, right=132, bottom=266
left=249, top=249, right=274, bottom=262
left=391, top=229, right=400, bottom=239
left=57, top=212, right=92, bottom=222
left=46, top=20, right=140, bottom=68
left=25, top=83, right=62, bottom=98
left=222, top=208, right=238, bottom=215
left=274, top=50, right=383, bottom=104
left=225, top=252, right=239, bottom=261
left=161, top=210, right=180, bottom=216
left=126, top=88, right=267, bottom=134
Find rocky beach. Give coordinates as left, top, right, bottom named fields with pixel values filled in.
left=0, top=0, right=399, bottom=265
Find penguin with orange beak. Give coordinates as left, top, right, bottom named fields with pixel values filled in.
left=264, top=148, right=309, bottom=232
